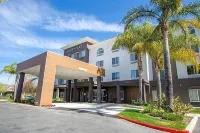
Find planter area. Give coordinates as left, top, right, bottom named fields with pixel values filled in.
left=117, top=109, right=191, bottom=131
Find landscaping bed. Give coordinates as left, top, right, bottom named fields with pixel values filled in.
left=118, top=109, right=191, bottom=130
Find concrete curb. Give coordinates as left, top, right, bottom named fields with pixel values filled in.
left=186, top=116, right=198, bottom=133
left=115, top=114, right=189, bottom=133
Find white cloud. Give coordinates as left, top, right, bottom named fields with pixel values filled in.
left=43, top=14, right=123, bottom=32
left=1, top=32, right=75, bottom=49
left=0, top=0, right=122, bottom=50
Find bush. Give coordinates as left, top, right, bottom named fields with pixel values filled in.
left=162, top=113, right=184, bottom=121
left=142, top=104, right=156, bottom=113
left=173, top=97, right=192, bottom=115
left=159, top=93, right=192, bottom=115
left=149, top=108, right=165, bottom=117
left=132, top=100, right=148, bottom=106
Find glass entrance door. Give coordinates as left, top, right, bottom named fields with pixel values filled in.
left=93, top=89, right=106, bottom=102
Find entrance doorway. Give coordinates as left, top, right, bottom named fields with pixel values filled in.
left=93, top=89, right=107, bottom=102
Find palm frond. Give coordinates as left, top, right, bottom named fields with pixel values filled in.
left=121, top=6, right=160, bottom=30
left=173, top=1, right=200, bottom=20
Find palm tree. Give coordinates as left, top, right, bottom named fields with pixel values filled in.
left=147, top=32, right=200, bottom=107
left=113, top=22, right=154, bottom=103
left=0, top=63, right=19, bottom=99
left=0, top=63, right=38, bottom=99
left=121, top=0, right=200, bottom=111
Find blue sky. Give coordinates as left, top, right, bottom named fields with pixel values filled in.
left=0, top=0, right=194, bottom=84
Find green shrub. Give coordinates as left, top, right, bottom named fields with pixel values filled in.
left=158, top=93, right=192, bottom=115
left=162, top=113, right=184, bottom=121
left=173, top=96, right=192, bottom=115
left=132, top=100, right=148, bottom=106
left=149, top=108, right=165, bottom=117
left=142, top=104, right=156, bottom=113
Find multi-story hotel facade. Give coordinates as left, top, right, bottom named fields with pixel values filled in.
left=53, top=27, right=200, bottom=106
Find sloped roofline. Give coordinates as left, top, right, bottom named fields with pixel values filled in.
left=60, top=37, right=97, bottom=50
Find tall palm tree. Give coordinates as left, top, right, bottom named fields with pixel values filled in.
left=113, top=22, right=154, bottom=103
left=147, top=32, right=200, bottom=107
left=0, top=63, right=19, bottom=99
left=121, top=0, right=200, bottom=111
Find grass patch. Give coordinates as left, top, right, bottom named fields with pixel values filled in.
left=190, top=108, right=200, bottom=114
left=118, top=109, right=187, bottom=130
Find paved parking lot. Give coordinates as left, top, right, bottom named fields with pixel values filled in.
left=0, top=102, right=164, bottom=133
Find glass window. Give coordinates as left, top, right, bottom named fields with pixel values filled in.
left=74, top=52, right=79, bottom=59
left=152, top=90, right=158, bottom=101
left=160, top=70, right=165, bottom=79
left=96, top=60, right=104, bottom=67
left=112, top=57, right=119, bottom=66
left=191, top=45, right=199, bottom=53
left=97, top=48, right=104, bottom=56
left=189, top=89, right=200, bottom=102
left=71, top=54, right=75, bottom=58
left=79, top=50, right=86, bottom=58
left=112, top=72, right=120, bottom=80
left=131, top=70, right=139, bottom=79
left=130, top=54, right=137, bottom=63
left=187, top=65, right=200, bottom=75
left=189, top=27, right=196, bottom=34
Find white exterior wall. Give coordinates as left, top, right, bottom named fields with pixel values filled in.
left=176, top=28, right=200, bottom=79
left=88, top=38, right=153, bottom=82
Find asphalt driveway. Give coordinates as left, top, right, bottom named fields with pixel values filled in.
left=0, top=102, right=164, bottom=133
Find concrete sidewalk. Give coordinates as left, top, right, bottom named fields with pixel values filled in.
left=53, top=102, right=143, bottom=116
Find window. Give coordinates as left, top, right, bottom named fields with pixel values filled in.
left=74, top=52, right=79, bottom=59
left=79, top=50, right=86, bottom=58
left=71, top=54, right=75, bottom=58
left=189, top=27, right=196, bottom=34
left=152, top=90, right=158, bottom=101
left=187, top=65, right=200, bottom=75
left=112, top=72, right=120, bottom=80
left=191, top=45, right=199, bottom=53
left=120, top=91, right=124, bottom=100
left=131, top=70, right=139, bottom=79
left=189, top=89, right=200, bottom=102
left=160, top=70, right=165, bottom=79
left=112, top=57, right=119, bottom=66
left=130, top=54, right=137, bottom=63
left=97, top=48, right=104, bottom=56
left=96, top=60, right=104, bottom=67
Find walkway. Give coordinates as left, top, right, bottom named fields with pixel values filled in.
left=53, top=102, right=143, bottom=116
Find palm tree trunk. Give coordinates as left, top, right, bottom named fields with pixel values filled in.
left=155, top=70, right=162, bottom=107
left=137, top=53, right=143, bottom=103
left=13, top=75, right=18, bottom=100
left=161, top=23, right=173, bottom=112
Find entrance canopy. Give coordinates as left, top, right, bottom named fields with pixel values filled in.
left=16, top=51, right=105, bottom=106
left=17, top=51, right=105, bottom=80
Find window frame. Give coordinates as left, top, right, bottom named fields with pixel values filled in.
left=112, top=72, right=120, bottom=80
left=189, top=89, right=200, bottom=102
left=131, top=70, right=139, bottom=79
left=97, top=48, right=104, bottom=56
left=79, top=50, right=86, bottom=58
left=130, top=54, right=137, bottom=64
left=112, top=57, right=119, bottom=66
left=96, top=60, right=104, bottom=68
